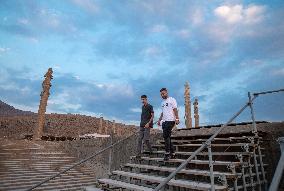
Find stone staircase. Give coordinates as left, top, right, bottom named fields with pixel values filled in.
left=0, top=139, right=97, bottom=191
left=0, top=132, right=268, bottom=191
left=96, top=133, right=267, bottom=191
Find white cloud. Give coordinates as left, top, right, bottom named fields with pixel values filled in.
left=72, top=0, right=99, bottom=14
left=130, top=107, right=141, bottom=113
left=214, top=4, right=266, bottom=25
left=18, top=18, right=29, bottom=25
left=143, top=46, right=161, bottom=57
left=271, top=68, right=284, bottom=76
left=0, top=47, right=10, bottom=54
left=190, top=9, right=204, bottom=25
left=175, top=29, right=190, bottom=39
left=149, top=24, right=168, bottom=33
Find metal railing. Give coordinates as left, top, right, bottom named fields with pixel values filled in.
left=26, top=88, right=284, bottom=191
left=154, top=88, right=284, bottom=191
left=26, top=130, right=139, bottom=191
left=269, top=137, right=284, bottom=191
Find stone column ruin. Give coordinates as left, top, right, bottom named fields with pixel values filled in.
left=184, top=82, right=192, bottom=128
left=193, top=98, right=199, bottom=128
left=99, top=116, right=103, bottom=134
left=34, top=68, right=53, bottom=140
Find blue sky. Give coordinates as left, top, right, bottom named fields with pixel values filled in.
left=0, top=0, right=284, bottom=127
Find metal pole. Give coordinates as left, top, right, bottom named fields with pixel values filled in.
left=154, top=96, right=257, bottom=191
left=248, top=92, right=258, bottom=134
left=249, top=92, right=268, bottom=190
left=208, top=142, right=215, bottom=191
left=269, top=137, right=284, bottom=191
left=237, top=154, right=247, bottom=191
left=253, top=145, right=262, bottom=190
left=257, top=139, right=268, bottom=190
left=108, top=130, right=113, bottom=174
left=228, top=164, right=238, bottom=191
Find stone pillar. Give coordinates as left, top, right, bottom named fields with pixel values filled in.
left=112, top=120, right=116, bottom=134
left=184, top=82, right=192, bottom=128
left=193, top=98, right=199, bottom=128
left=105, top=120, right=108, bottom=135
left=99, top=116, right=103, bottom=134
left=34, top=68, right=53, bottom=140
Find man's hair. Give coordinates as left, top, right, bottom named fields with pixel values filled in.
left=160, top=88, right=167, bottom=92
left=141, top=95, right=147, bottom=99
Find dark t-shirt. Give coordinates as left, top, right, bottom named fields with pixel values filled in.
left=140, top=104, right=154, bottom=128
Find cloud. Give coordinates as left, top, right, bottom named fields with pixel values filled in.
left=0, top=47, right=10, bottom=54
left=214, top=4, right=266, bottom=25
left=71, top=0, right=99, bottom=14
left=149, top=24, right=168, bottom=33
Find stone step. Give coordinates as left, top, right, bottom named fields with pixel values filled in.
left=0, top=175, right=95, bottom=186
left=170, top=136, right=262, bottom=141
left=111, top=170, right=227, bottom=190
left=0, top=177, right=95, bottom=190
left=124, top=163, right=240, bottom=178
left=131, top=156, right=245, bottom=167
left=98, top=178, right=153, bottom=191
left=152, top=143, right=256, bottom=148
left=146, top=151, right=254, bottom=156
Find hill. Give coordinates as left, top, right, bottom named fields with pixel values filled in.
left=0, top=100, right=34, bottom=116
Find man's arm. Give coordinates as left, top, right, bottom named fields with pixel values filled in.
left=173, top=108, right=180, bottom=124
left=158, top=112, right=163, bottom=126
left=145, top=112, right=154, bottom=128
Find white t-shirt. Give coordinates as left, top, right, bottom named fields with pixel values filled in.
left=161, top=97, right=178, bottom=121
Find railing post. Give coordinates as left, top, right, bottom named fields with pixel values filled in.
left=228, top=164, right=238, bottom=191
left=248, top=92, right=258, bottom=134
left=207, top=141, right=215, bottom=191
left=248, top=92, right=267, bottom=190
left=268, top=137, right=284, bottom=191
left=108, top=129, right=113, bottom=174
left=237, top=154, right=247, bottom=191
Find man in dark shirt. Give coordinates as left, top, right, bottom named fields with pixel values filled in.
left=136, top=95, right=154, bottom=158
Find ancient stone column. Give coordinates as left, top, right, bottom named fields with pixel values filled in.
left=112, top=120, right=116, bottom=134
left=105, top=120, right=109, bottom=135
left=34, top=68, right=53, bottom=140
left=193, top=98, right=199, bottom=128
left=99, top=116, right=103, bottom=134
left=184, top=82, right=192, bottom=128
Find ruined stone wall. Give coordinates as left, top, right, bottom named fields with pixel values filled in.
left=59, top=130, right=163, bottom=179
left=0, top=114, right=137, bottom=139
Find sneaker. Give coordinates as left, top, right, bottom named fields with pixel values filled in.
left=164, top=155, right=170, bottom=161
left=170, top=153, right=176, bottom=159
left=135, top=155, right=142, bottom=160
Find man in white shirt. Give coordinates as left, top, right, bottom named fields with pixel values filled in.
left=158, top=88, right=180, bottom=161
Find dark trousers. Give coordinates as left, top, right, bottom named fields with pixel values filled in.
left=137, top=127, right=152, bottom=155
left=162, top=121, right=175, bottom=154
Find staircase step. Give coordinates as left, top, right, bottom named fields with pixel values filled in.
left=132, top=156, right=244, bottom=166
left=98, top=178, right=153, bottom=191
left=124, top=163, right=240, bottom=178
left=147, top=151, right=253, bottom=156
left=112, top=170, right=227, bottom=190
left=153, top=143, right=255, bottom=148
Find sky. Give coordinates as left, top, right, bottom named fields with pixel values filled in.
left=0, top=0, right=284, bottom=127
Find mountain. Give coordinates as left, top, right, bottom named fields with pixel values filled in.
left=0, top=100, right=34, bottom=116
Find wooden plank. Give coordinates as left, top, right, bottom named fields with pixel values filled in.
left=98, top=178, right=153, bottom=191
left=146, top=151, right=254, bottom=156
left=132, top=156, right=244, bottom=166
left=152, top=143, right=255, bottom=148
left=124, top=163, right=240, bottom=178
left=112, top=171, right=227, bottom=190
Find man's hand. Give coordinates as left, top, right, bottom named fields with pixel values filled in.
left=157, top=120, right=161, bottom=126
left=145, top=123, right=150, bottom=128
left=175, top=118, right=180, bottom=125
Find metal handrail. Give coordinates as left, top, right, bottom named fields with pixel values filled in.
left=26, top=131, right=139, bottom=191
left=154, top=88, right=284, bottom=191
